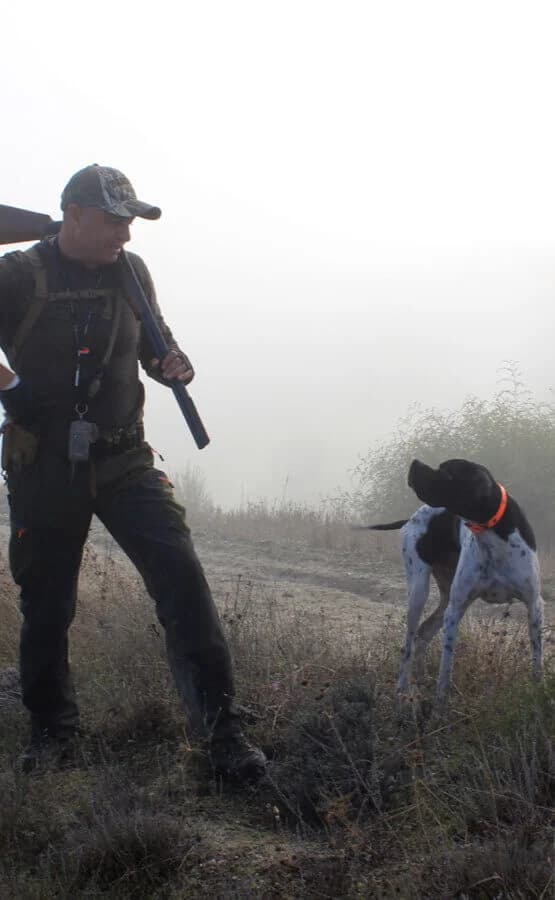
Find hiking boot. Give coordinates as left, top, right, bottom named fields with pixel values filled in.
left=209, top=730, right=267, bottom=783
left=18, top=726, right=82, bottom=774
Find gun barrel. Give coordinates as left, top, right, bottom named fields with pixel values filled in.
left=119, top=251, right=210, bottom=450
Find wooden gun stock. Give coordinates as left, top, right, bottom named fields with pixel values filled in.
left=0, top=204, right=60, bottom=245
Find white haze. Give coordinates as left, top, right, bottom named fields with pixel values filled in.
left=2, top=1, right=555, bottom=506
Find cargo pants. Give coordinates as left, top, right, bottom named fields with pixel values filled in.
left=5, top=430, right=237, bottom=740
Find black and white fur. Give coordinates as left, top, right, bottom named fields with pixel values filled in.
left=361, top=459, right=544, bottom=698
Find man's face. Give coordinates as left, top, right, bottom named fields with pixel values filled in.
left=70, top=206, right=134, bottom=266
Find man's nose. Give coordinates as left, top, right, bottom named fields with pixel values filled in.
left=118, top=221, right=131, bottom=243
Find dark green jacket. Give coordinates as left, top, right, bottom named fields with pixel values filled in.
left=0, top=238, right=181, bottom=430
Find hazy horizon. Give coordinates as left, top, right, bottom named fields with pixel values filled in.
left=2, top=1, right=555, bottom=507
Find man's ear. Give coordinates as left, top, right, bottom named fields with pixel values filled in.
left=64, top=203, right=82, bottom=230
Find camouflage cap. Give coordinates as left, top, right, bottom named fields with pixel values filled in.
left=61, top=164, right=161, bottom=220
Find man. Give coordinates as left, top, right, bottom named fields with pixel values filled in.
left=0, top=164, right=266, bottom=781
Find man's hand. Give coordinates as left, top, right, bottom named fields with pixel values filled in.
left=150, top=350, right=195, bottom=385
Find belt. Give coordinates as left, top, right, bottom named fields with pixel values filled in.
left=33, top=420, right=144, bottom=457
left=92, top=424, right=145, bottom=456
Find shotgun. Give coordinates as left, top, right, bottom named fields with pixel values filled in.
left=0, top=203, right=210, bottom=449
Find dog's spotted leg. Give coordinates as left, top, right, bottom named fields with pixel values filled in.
left=436, top=575, right=475, bottom=699
left=397, top=560, right=431, bottom=696
left=414, top=589, right=449, bottom=680
left=523, top=588, right=544, bottom=681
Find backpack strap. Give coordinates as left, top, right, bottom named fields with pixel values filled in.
left=87, top=291, right=124, bottom=398
left=7, top=247, right=49, bottom=367
left=6, top=247, right=123, bottom=378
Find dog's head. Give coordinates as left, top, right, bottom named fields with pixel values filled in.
left=408, top=458, right=499, bottom=522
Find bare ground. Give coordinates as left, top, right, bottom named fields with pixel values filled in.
left=0, top=511, right=553, bottom=666
left=187, top=523, right=555, bottom=642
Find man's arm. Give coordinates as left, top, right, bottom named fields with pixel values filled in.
left=121, top=250, right=209, bottom=449
left=0, top=254, right=32, bottom=412
left=128, top=252, right=194, bottom=386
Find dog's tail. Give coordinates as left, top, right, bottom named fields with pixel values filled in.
left=351, top=520, right=409, bottom=532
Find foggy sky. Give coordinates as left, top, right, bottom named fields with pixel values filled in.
left=2, top=1, right=555, bottom=506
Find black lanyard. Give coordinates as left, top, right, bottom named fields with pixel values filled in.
left=71, top=302, right=94, bottom=391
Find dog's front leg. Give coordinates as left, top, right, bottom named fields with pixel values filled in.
left=414, top=591, right=449, bottom=679
left=436, top=576, right=475, bottom=700
left=397, top=563, right=431, bottom=695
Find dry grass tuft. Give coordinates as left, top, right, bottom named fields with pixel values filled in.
left=44, top=807, right=202, bottom=897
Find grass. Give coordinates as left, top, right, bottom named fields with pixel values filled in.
left=168, top=468, right=401, bottom=560
left=0, top=512, right=553, bottom=898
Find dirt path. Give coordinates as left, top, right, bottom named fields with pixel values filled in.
left=1, top=513, right=553, bottom=638
left=192, top=531, right=408, bottom=636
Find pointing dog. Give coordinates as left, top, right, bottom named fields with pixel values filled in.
left=360, top=459, right=544, bottom=698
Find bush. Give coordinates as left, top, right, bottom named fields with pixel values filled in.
left=47, top=808, right=200, bottom=897
left=342, top=364, right=555, bottom=544
left=270, top=677, right=382, bottom=826
left=171, top=463, right=215, bottom=522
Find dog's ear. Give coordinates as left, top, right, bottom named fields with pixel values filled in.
left=439, top=459, right=470, bottom=479
left=408, top=460, right=452, bottom=507
left=436, top=458, right=498, bottom=520
left=407, top=459, right=421, bottom=488
left=439, top=459, right=493, bottom=482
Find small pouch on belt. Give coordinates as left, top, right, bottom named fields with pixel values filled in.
left=1, top=422, right=38, bottom=472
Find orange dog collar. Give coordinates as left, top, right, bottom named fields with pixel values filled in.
left=465, top=483, right=508, bottom=534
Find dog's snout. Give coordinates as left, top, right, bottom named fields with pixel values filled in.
left=408, top=459, right=423, bottom=488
